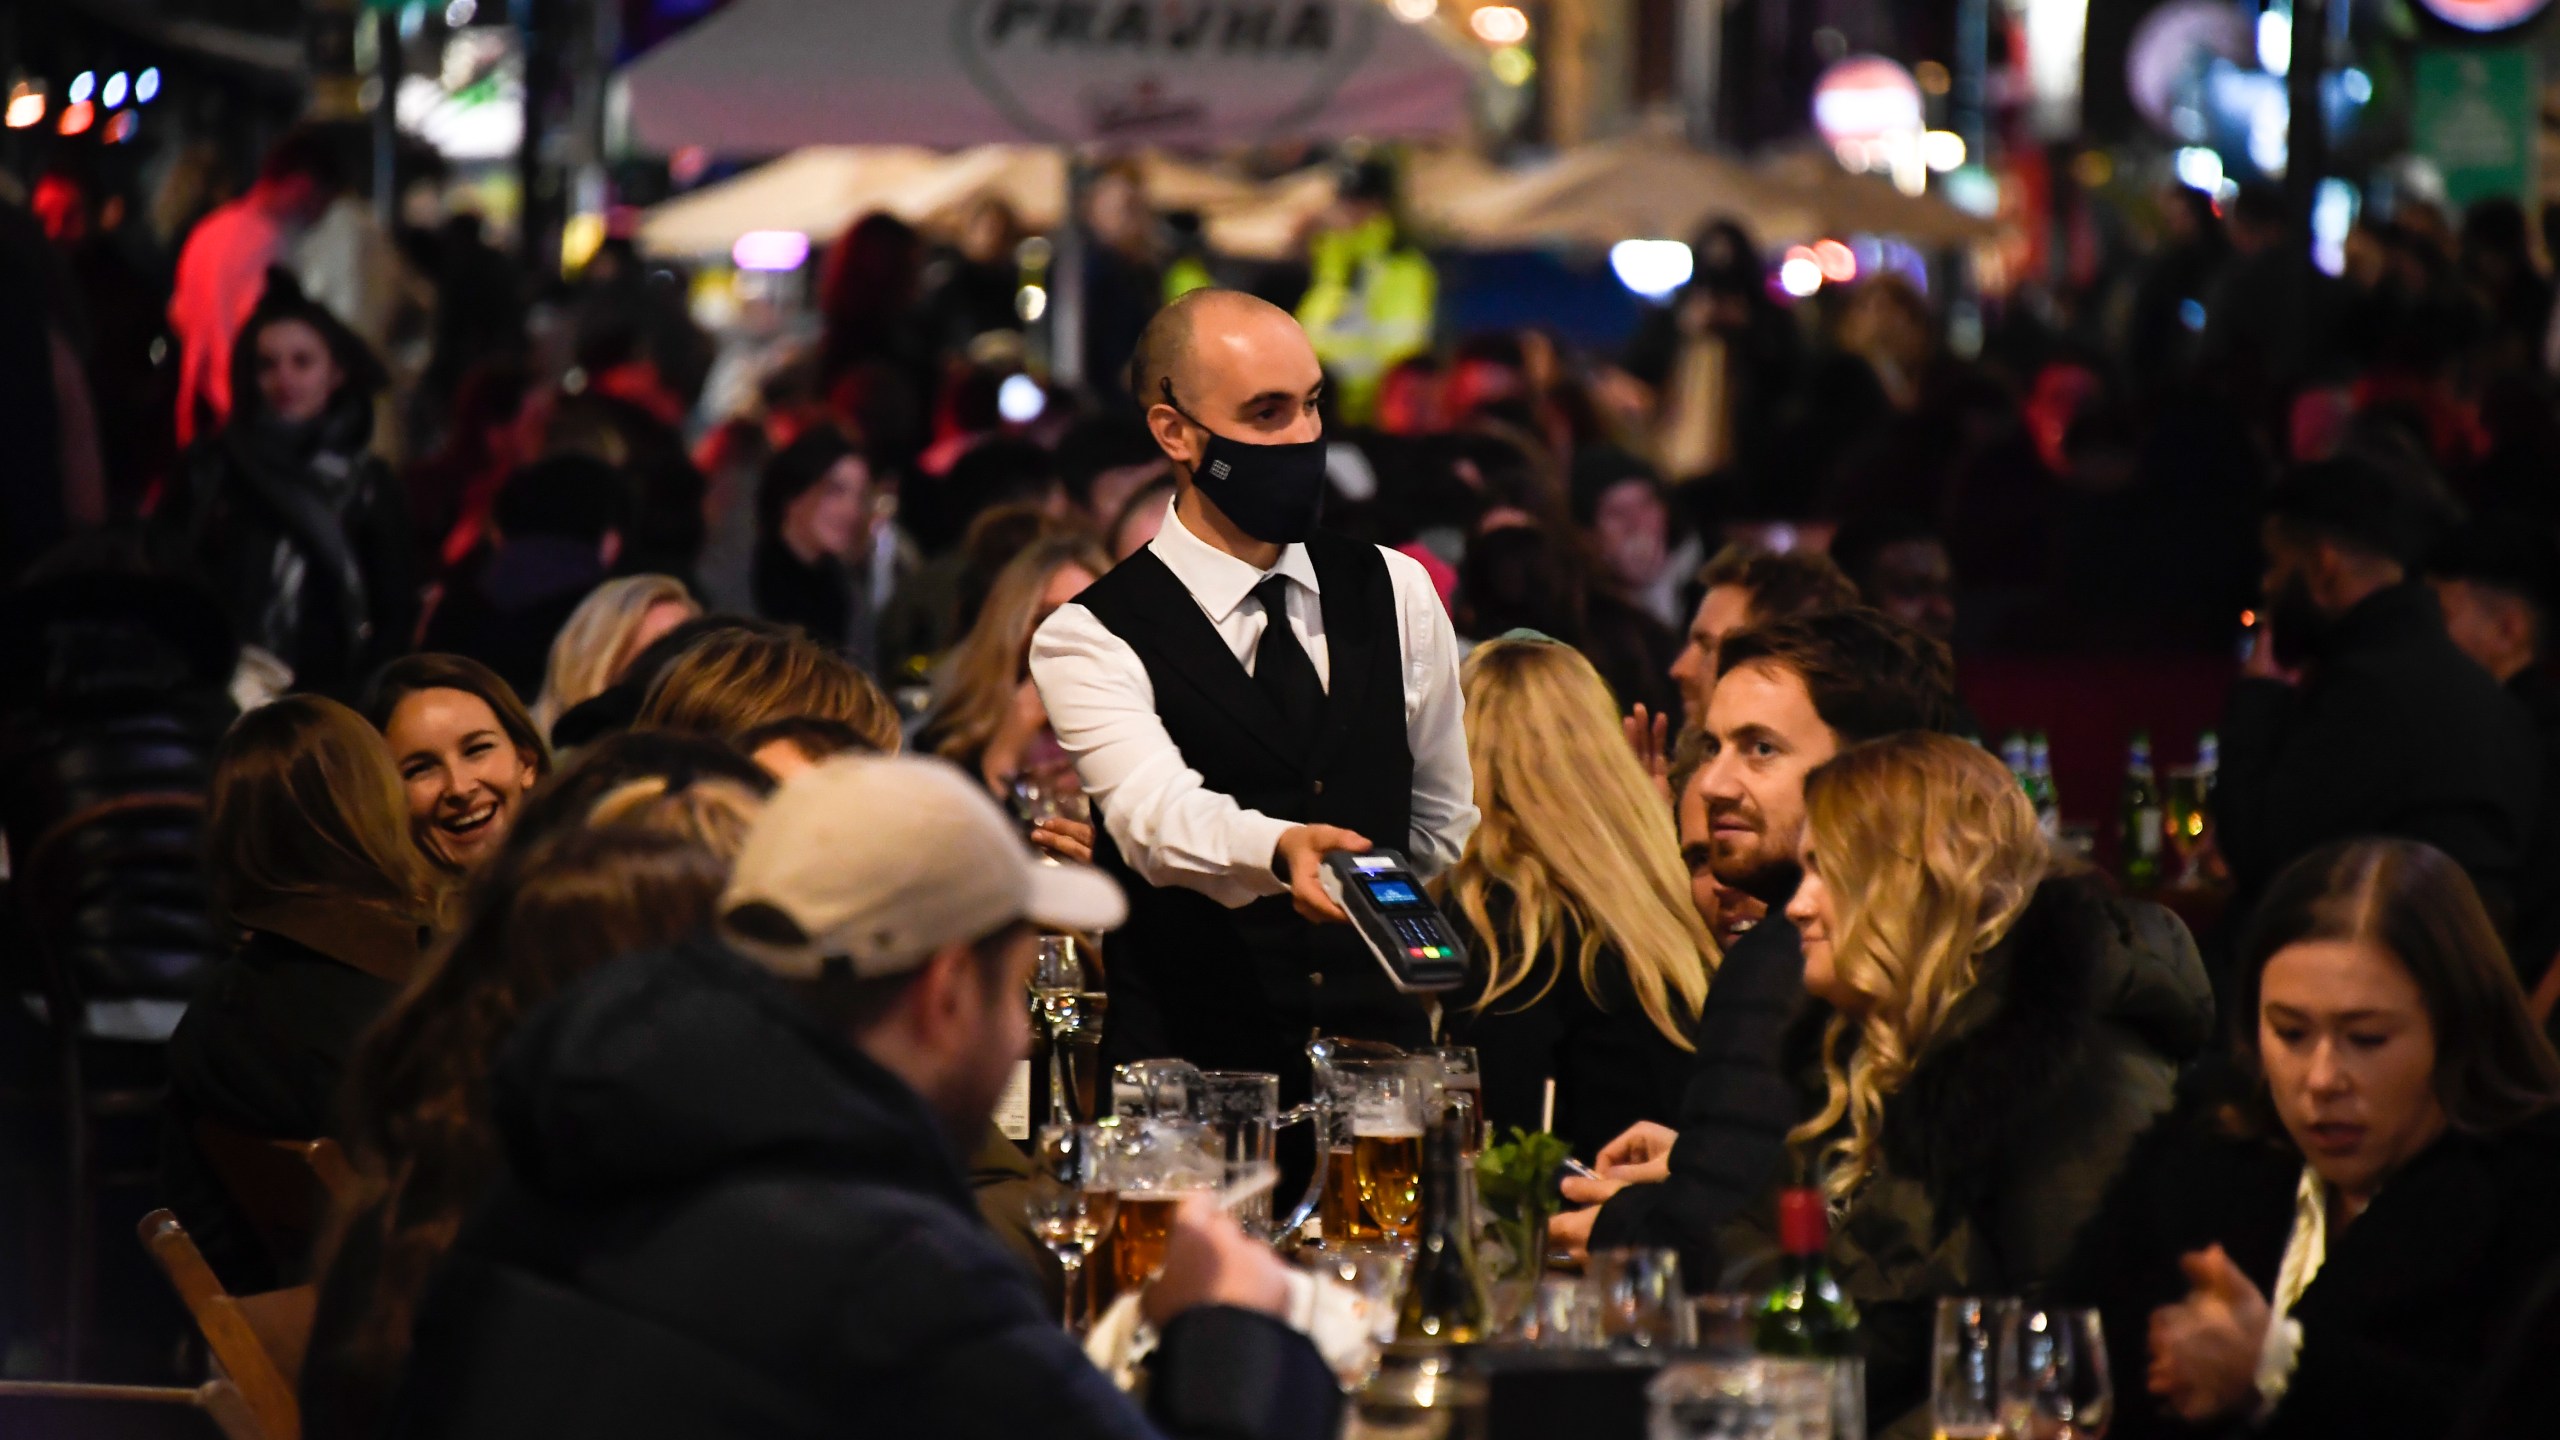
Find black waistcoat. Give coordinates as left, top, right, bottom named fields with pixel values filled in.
left=1073, top=532, right=1430, bottom=1085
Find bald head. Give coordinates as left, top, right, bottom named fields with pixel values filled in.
left=1130, top=289, right=1316, bottom=411
left=1133, top=289, right=1326, bottom=487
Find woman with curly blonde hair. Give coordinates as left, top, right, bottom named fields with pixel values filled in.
left=1777, top=731, right=2213, bottom=1433
left=1443, top=635, right=1714, bottom=1159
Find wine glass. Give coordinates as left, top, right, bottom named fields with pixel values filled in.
left=1030, top=936, right=1085, bottom=1121
left=1024, top=1125, right=1117, bottom=1336
left=1587, top=1247, right=1691, bottom=1350
left=1010, top=765, right=1091, bottom=861
left=1999, top=1305, right=2112, bottom=1440
left=1933, top=1297, right=2013, bottom=1440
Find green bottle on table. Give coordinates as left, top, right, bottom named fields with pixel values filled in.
left=1758, top=1187, right=1865, bottom=1437
left=1757, top=1187, right=1859, bottom=1356
left=2121, top=729, right=2163, bottom=889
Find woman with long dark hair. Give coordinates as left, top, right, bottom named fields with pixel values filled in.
left=2063, top=838, right=2560, bottom=1440
left=751, top=428, right=876, bottom=660
left=160, top=695, right=444, bottom=1291
left=299, top=744, right=770, bottom=1440
left=363, top=654, right=551, bottom=876
left=155, top=275, right=416, bottom=695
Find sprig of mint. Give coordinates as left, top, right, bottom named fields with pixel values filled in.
left=1475, top=1126, right=1571, bottom=1222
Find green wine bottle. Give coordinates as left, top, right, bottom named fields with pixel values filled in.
left=1755, top=1188, right=1859, bottom=1357
left=1396, top=1115, right=1490, bottom=1344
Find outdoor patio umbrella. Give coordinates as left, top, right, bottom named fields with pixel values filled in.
left=1427, top=134, right=1823, bottom=250
left=639, top=145, right=1260, bottom=258
left=622, top=0, right=1477, bottom=152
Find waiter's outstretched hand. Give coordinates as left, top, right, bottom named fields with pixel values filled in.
left=1275, top=824, right=1371, bottom=923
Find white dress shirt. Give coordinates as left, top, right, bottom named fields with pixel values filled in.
left=1029, top=495, right=1479, bottom=909
left=2254, top=1165, right=2330, bottom=1417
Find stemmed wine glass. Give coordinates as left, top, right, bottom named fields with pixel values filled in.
left=1024, top=1124, right=1117, bottom=1336
left=1031, top=936, right=1085, bottom=1124
left=2000, top=1305, right=2113, bottom=1440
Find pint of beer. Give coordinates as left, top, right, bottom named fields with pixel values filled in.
left=1321, top=1144, right=1379, bottom=1243
left=1109, top=1192, right=1184, bottom=1295
left=1354, top=1125, right=1424, bottom=1240
left=1087, top=1116, right=1223, bottom=1301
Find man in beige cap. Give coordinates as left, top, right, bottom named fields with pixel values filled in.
left=388, top=755, right=1341, bottom=1440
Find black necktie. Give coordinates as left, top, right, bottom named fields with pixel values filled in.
left=1251, top=574, right=1325, bottom=740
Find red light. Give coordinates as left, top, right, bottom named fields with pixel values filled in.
left=104, top=109, right=137, bottom=144
left=1813, top=238, right=1858, bottom=284
left=58, top=100, right=94, bottom=136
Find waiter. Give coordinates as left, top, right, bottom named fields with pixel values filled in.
left=1030, top=289, right=1477, bottom=1085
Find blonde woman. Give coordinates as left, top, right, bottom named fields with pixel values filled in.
left=919, top=532, right=1110, bottom=861
left=1778, top=732, right=2210, bottom=1432
left=529, top=575, right=700, bottom=737
left=1442, top=636, right=1714, bottom=1159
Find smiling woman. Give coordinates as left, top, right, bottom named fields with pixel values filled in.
left=362, top=654, right=553, bottom=875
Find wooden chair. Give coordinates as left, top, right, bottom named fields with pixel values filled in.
left=137, top=1211, right=303, bottom=1440
left=191, top=1120, right=357, bottom=1278
left=0, top=1379, right=265, bottom=1440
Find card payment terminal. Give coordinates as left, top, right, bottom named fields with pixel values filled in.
left=1322, top=851, right=1470, bottom=993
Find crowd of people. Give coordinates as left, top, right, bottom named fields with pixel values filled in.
left=8, top=123, right=2560, bottom=1440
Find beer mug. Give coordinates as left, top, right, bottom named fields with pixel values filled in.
left=1321, top=1057, right=1431, bottom=1245
left=1112, top=1058, right=1203, bottom=1119
left=1279, top=1036, right=1410, bottom=1240
left=1093, top=1117, right=1223, bottom=1298
left=1195, top=1071, right=1281, bottom=1239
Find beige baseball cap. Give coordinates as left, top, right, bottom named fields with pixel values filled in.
left=718, top=754, right=1124, bottom=979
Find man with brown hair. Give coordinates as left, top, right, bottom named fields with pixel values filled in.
left=1665, top=544, right=1862, bottom=729
left=1558, top=608, right=1959, bottom=1267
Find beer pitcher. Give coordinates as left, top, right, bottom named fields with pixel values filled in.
left=1277, top=1036, right=1408, bottom=1240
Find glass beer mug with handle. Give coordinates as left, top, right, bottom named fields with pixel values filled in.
left=1112, top=1058, right=1204, bottom=1121
left=1093, top=1116, right=1224, bottom=1301
left=1317, top=1056, right=1431, bottom=1246
left=1194, top=1071, right=1282, bottom=1241
left=1278, top=1036, right=1408, bottom=1242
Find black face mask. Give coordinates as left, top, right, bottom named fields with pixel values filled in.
left=1164, top=385, right=1327, bottom=545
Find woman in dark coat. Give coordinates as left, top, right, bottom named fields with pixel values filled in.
left=160, top=695, right=442, bottom=1292
left=1439, top=637, right=1713, bottom=1160
left=2059, top=838, right=2560, bottom=1440
left=1576, top=733, right=2213, bottom=1436
left=750, top=427, right=876, bottom=662
left=155, top=274, right=415, bottom=696
left=301, top=753, right=770, bottom=1440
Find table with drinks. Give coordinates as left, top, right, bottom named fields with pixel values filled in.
left=1015, top=935, right=2111, bottom=1440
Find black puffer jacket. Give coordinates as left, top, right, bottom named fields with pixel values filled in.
left=384, top=935, right=1339, bottom=1440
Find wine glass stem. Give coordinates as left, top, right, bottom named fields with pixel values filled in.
left=1058, top=1251, right=1085, bottom=1334
left=1048, top=1042, right=1072, bottom=1121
